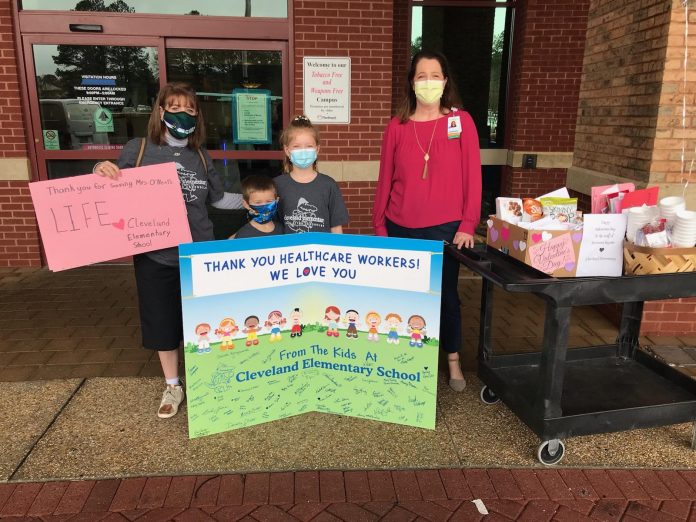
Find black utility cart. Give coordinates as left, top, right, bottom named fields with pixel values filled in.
left=448, top=244, right=696, bottom=465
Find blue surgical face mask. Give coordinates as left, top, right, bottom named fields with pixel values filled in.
left=289, top=148, right=317, bottom=169
left=249, top=200, right=278, bottom=224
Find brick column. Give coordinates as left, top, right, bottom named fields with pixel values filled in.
left=391, top=0, right=409, bottom=113
left=569, top=0, right=671, bottom=193
left=0, top=0, right=40, bottom=267
left=501, top=0, right=590, bottom=199
left=570, top=0, right=696, bottom=336
left=293, top=0, right=394, bottom=235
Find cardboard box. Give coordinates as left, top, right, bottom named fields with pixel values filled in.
left=486, top=216, right=581, bottom=277
left=486, top=215, right=626, bottom=278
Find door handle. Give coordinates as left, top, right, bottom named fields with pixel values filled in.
left=69, top=24, right=103, bottom=33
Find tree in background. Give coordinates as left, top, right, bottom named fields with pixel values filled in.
left=47, top=0, right=156, bottom=107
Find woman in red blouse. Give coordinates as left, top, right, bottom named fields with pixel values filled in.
left=373, top=51, right=482, bottom=392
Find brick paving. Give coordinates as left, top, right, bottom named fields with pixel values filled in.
left=0, top=265, right=629, bottom=381
left=2, top=469, right=696, bottom=520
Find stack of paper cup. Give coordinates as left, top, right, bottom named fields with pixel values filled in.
left=671, top=210, right=696, bottom=247
left=626, top=206, right=655, bottom=243
left=659, top=196, right=686, bottom=226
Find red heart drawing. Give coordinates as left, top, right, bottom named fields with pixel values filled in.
left=501, top=227, right=510, bottom=241
left=112, top=218, right=125, bottom=230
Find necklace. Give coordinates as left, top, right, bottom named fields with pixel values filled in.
left=413, top=118, right=438, bottom=179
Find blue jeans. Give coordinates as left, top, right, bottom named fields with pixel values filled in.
left=385, top=219, right=461, bottom=354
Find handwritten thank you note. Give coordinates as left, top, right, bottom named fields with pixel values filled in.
left=29, top=163, right=191, bottom=271
left=576, top=213, right=627, bottom=277
left=528, top=233, right=576, bottom=274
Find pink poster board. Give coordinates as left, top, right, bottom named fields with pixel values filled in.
left=29, top=163, right=192, bottom=271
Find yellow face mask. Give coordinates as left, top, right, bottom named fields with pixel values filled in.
left=414, top=80, right=445, bottom=104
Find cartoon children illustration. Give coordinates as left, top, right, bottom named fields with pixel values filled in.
left=407, top=314, right=426, bottom=348
left=215, top=318, right=238, bottom=351
left=324, top=305, right=340, bottom=337
left=243, top=315, right=261, bottom=347
left=385, top=313, right=402, bottom=345
left=265, top=310, right=286, bottom=343
left=344, top=309, right=360, bottom=339
left=290, top=308, right=303, bottom=338
left=195, top=323, right=212, bottom=354
left=365, top=311, right=381, bottom=342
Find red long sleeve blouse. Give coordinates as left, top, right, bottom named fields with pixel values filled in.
left=372, top=110, right=482, bottom=236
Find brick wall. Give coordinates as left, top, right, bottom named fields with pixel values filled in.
left=0, top=0, right=24, bottom=158
left=0, top=182, right=40, bottom=267
left=391, top=0, right=409, bottom=114
left=649, top=0, right=696, bottom=186
left=642, top=299, right=696, bottom=335
left=293, top=0, right=393, bottom=233
left=505, top=0, right=589, bottom=154
left=340, top=181, right=376, bottom=235
left=572, top=0, right=696, bottom=337
left=293, top=0, right=393, bottom=163
left=642, top=0, right=696, bottom=336
left=501, top=166, right=569, bottom=200
left=500, top=0, right=590, bottom=199
left=573, top=0, right=670, bottom=184
left=0, top=0, right=40, bottom=267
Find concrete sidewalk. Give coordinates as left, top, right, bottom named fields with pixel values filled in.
left=3, top=265, right=696, bottom=522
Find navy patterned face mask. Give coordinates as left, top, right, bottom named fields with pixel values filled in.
left=249, top=200, right=278, bottom=224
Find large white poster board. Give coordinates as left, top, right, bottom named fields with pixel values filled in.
left=303, top=57, right=351, bottom=124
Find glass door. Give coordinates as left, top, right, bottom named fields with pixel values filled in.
left=165, top=39, right=289, bottom=193
left=24, top=35, right=163, bottom=181
left=24, top=35, right=290, bottom=238
left=164, top=39, right=289, bottom=237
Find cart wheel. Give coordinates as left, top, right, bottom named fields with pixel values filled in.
left=480, top=386, right=500, bottom=404
left=537, top=439, right=565, bottom=466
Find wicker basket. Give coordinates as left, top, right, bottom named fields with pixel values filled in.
left=623, top=241, right=696, bottom=275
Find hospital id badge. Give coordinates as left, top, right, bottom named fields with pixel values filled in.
left=447, top=115, right=462, bottom=139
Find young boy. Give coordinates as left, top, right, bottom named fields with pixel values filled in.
left=233, top=175, right=284, bottom=238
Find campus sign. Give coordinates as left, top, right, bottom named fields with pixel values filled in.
left=303, top=57, right=351, bottom=124
left=179, top=233, right=443, bottom=438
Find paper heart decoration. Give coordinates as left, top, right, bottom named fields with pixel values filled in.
left=572, top=232, right=583, bottom=244
left=501, top=228, right=510, bottom=241
left=490, top=227, right=499, bottom=242
left=565, top=261, right=576, bottom=271
left=487, top=219, right=494, bottom=228
left=519, top=241, right=526, bottom=251
left=112, top=218, right=125, bottom=230
left=531, top=233, right=542, bottom=243
left=512, top=240, right=519, bottom=250
left=542, top=231, right=552, bottom=242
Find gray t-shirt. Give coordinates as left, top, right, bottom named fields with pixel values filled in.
left=275, top=173, right=349, bottom=233
left=117, top=138, right=224, bottom=265
left=235, top=221, right=283, bottom=239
